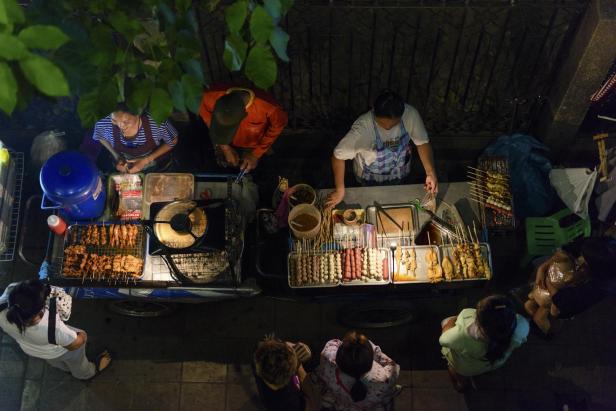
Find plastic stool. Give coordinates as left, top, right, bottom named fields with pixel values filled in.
left=525, top=208, right=591, bottom=257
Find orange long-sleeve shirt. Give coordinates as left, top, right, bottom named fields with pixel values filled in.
left=199, top=84, right=288, bottom=158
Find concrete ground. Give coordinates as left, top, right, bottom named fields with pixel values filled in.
left=1, top=256, right=616, bottom=411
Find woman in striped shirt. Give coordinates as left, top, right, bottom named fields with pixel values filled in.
left=91, top=104, right=178, bottom=173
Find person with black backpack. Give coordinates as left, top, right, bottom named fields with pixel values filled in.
left=0, top=279, right=111, bottom=380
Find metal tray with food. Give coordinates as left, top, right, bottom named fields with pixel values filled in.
left=391, top=245, right=440, bottom=284
left=365, top=203, right=419, bottom=245
left=60, top=222, right=146, bottom=282
left=338, top=247, right=391, bottom=286
left=288, top=250, right=341, bottom=288
left=439, top=242, right=492, bottom=282
left=142, top=173, right=194, bottom=218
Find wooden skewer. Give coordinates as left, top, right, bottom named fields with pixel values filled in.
left=468, top=183, right=512, bottom=199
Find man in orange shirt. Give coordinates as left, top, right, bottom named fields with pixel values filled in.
left=199, top=85, right=288, bottom=172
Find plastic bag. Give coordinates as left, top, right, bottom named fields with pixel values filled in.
left=482, top=134, right=556, bottom=219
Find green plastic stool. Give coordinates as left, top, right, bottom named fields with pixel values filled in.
left=525, top=208, right=591, bottom=257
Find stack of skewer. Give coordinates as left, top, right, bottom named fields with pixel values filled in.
left=467, top=166, right=512, bottom=216
left=289, top=235, right=389, bottom=287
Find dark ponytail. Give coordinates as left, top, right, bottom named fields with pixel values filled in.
left=336, top=331, right=374, bottom=402
left=5, top=280, right=49, bottom=333
left=476, top=295, right=517, bottom=364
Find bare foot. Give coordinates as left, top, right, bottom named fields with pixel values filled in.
left=97, top=351, right=112, bottom=372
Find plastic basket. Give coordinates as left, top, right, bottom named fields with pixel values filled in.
left=526, top=208, right=591, bottom=256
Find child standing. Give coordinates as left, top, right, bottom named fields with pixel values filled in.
left=440, top=295, right=529, bottom=392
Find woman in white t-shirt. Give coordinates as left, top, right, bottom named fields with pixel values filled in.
left=0, top=280, right=111, bottom=380
left=326, top=90, right=438, bottom=208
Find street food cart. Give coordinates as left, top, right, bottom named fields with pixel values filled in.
left=37, top=162, right=260, bottom=313
left=257, top=182, right=496, bottom=298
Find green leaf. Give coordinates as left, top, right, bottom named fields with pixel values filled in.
left=17, top=25, right=70, bottom=50
left=245, top=44, right=277, bottom=89
left=249, top=6, right=274, bottom=45
left=98, top=80, right=119, bottom=116
left=176, top=0, right=191, bottom=13
left=263, top=0, right=281, bottom=24
left=0, top=62, right=17, bottom=115
left=149, top=87, right=173, bottom=124
left=127, top=80, right=153, bottom=114
left=0, top=33, right=28, bottom=60
left=181, top=73, right=202, bottom=113
left=168, top=80, right=185, bottom=112
left=4, top=0, right=25, bottom=24
left=181, top=58, right=204, bottom=85
left=158, top=3, right=176, bottom=25
left=269, top=26, right=289, bottom=62
left=0, top=1, right=8, bottom=25
left=280, top=0, right=294, bottom=14
left=225, top=0, right=247, bottom=34
left=19, top=55, right=70, bottom=97
left=77, top=91, right=100, bottom=127
left=223, top=34, right=247, bottom=71
left=109, top=11, right=142, bottom=40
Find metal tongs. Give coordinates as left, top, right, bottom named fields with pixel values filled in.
left=373, top=201, right=403, bottom=231
left=411, top=198, right=460, bottom=240
left=234, top=168, right=247, bottom=184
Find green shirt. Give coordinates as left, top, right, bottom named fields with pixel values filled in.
left=439, top=308, right=529, bottom=376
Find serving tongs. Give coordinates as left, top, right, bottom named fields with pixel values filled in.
left=411, top=199, right=460, bottom=241
left=373, top=201, right=404, bottom=232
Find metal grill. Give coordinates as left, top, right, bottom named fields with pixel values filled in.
left=0, top=152, right=24, bottom=262
left=52, top=223, right=146, bottom=284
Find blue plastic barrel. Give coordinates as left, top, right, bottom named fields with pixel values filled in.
left=39, top=151, right=106, bottom=220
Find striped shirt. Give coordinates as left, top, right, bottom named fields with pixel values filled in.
left=92, top=113, right=178, bottom=149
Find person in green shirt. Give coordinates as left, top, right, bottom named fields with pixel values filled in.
left=439, top=295, right=529, bottom=392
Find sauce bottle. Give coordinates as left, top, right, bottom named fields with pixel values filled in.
left=47, top=215, right=67, bottom=235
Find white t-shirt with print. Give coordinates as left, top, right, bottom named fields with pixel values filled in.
left=333, top=104, right=429, bottom=179
left=0, top=310, right=77, bottom=359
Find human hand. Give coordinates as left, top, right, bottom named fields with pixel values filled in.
left=240, top=152, right=259, bottom=172
left=325, top=188, right=345, bottom=209
left=425, top=173, right=438, bottom=194
left=115, top=160, right=129, bottom=173
left=126, top=157, right=150, bottom=174
left=220, top=145, right=240, bottom=167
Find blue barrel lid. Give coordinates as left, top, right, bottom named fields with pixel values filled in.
left=40, top=151, right=100, bottom=202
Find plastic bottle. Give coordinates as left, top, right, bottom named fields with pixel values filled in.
left=47, top=215, right=67, bottom=235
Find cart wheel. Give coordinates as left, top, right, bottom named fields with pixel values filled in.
left=336, top=302, right=414, bottom=329
left=108, top=300, right=175, bottom=318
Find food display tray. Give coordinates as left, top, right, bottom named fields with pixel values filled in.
left=287, top=251, right=341, bottom=289
left=365, top=203, right=419, bottom=246
left=142, top=173, right=194, bottom=219
left=477, top=157, right=515, bottom=230
left=57, top=222, right=146, bottom=282
left=287, top=248, right=391, bottom=289
left=439, top=242, right=492, bottom=282
left=391, top=245, right=440, bottom=284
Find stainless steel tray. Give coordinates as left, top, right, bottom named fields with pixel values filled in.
left=365, top=203, right=419, bottom=247
left=391, top=245, right=440, bottom=284
left=339, top=248, right=391, bottom=286
left=287, top=251, right=340, bottom=289
left=439, top=242, right=492, bottom=282
left=287, top=247, right=391, bottom=288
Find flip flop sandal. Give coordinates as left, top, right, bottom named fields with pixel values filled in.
left=94, top=350, right=112, bottom=376
left=292, top=342, right=312, bottom=364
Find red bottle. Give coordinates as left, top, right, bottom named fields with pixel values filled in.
left=47, top=215, right=67, bottom=235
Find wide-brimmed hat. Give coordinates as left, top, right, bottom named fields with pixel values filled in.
left=210, top=92, right=247, bottom=145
